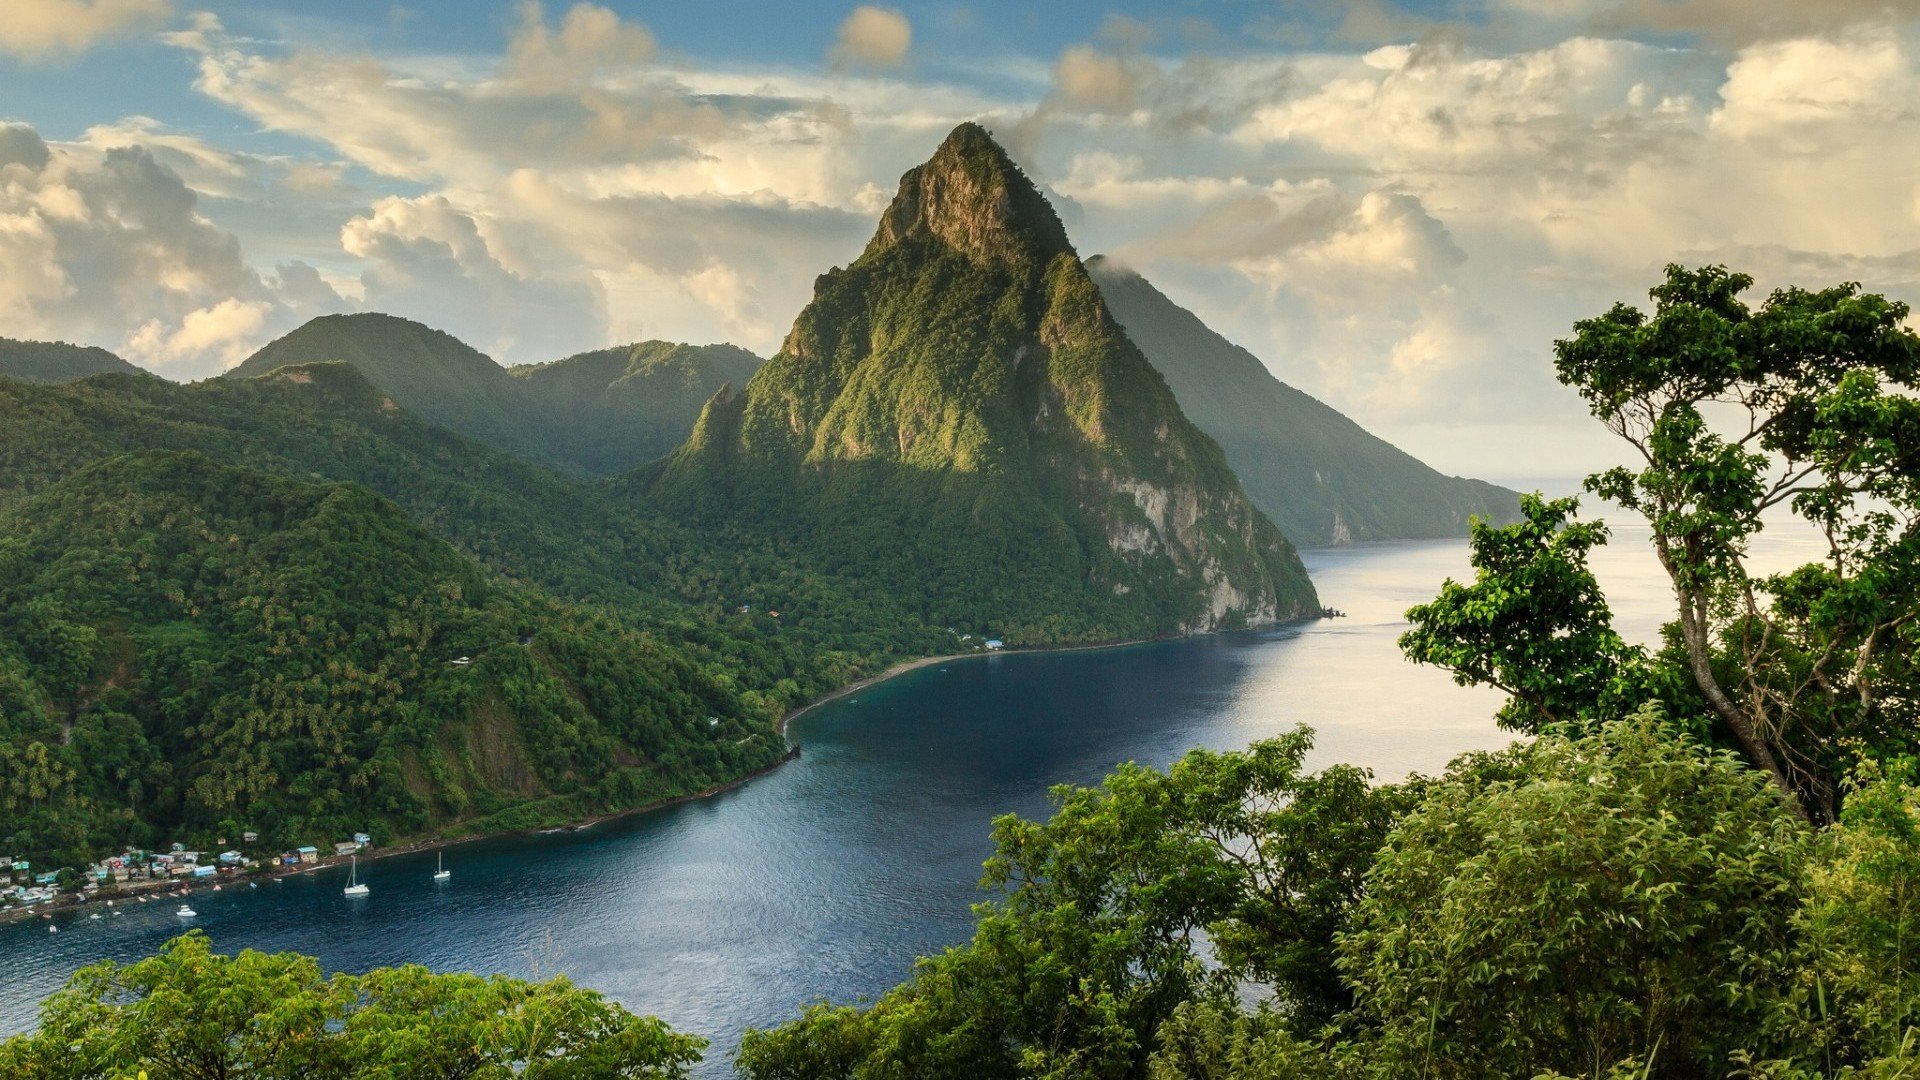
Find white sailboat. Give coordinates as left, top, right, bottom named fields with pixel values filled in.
left=343, top=855, right=369, bottom=897
left=433, top=851, right=450, bottom=882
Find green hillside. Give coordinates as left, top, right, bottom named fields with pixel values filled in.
left=0, top=451, right=782, bottom=867
left=225, top=313, right=545, bottom=459
left=1086, top=257, right=1520, bottom=546
left=226, top=314, right=761, bottom=475
left=511, top=340, right=763, bottom=473
left=646, top=123, right=1318, bottom=642
left=0, top=338, right=149, bottom=383
left=0, top=362, right=963, bottom=867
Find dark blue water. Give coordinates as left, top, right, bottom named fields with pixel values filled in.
left=0, top=528, right=1823, bottom=1071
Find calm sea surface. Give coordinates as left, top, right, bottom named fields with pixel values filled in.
left=0, top=517, right=1828, bottom=1072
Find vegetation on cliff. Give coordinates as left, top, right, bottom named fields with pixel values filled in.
left=646, top=123, right=1318, bottom=641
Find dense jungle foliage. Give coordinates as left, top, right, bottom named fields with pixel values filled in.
left=0, top=363, right=955, bottom=869
left=0, top=451, right=783, bottom=866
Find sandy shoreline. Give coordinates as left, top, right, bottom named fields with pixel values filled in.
left=5, top=635, right=1161, bottom=928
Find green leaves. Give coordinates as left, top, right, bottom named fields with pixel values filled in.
left=1339, top=713, right=1812, bottom=1077
left=1543, top=264, right=1920, bottom=822
left=0, top=932, right=704, bottom=1079
left=1400, top=494, right=1654, bottom=734
left=737, top=729, right=1414, bottom=1078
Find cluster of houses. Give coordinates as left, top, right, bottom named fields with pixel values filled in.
left=2, top=831, right=376, bottom=914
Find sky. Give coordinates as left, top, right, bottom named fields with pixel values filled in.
left=1, top=0, right=1917, bottom=481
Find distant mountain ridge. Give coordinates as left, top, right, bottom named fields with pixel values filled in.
left=223, top=313, right=762, bottom=475
left=511, top=341, right=763, bottom=473
left=1086, top=257, right=1521, bottom=546
left=0, top=337, right=149, bottom=383
left=646, top=122, right=1319, bottom=640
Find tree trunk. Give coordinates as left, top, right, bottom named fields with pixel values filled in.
left=1655, top=539, right=1815, bottom=824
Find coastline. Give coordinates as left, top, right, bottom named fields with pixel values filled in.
left=1, top=633, right=1168, bottom=928
left=779, top=636, right=1159, bottom=738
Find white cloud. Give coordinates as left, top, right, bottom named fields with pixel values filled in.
left=125, top=296, right=271, bottom=370
left=830, top=6, right=912, bottom=69
left=506, top=1, right=657, bottom=84
left=0, top=0, right=170, bottom=59
left=1052, top=46, right=1148, bottom=113
left=0, top=122, right=343, bottom=377
left=342, top=194, right=607, bottom=363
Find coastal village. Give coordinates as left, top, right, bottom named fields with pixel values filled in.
left=2, top=832, right=377, bottom=920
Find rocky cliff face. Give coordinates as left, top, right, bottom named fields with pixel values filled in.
left=649, top=123, right=1317, bottom=642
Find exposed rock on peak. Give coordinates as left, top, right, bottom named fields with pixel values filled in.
left=869, top=122, right=1072, bottom=267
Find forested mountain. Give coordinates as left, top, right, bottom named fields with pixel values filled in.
left=225, top=314, right=760, bottom=475
left=0, top=364, right=948, bottom=867
left=645, top=123, right=1317, bottom=640
left=225, top=314, right=537, bottom=455
left=510, top=341, right=763, bottom=473
left=0, top=451, right=781, bottom=866
left=0, top=338, right=148, bottom=383
left=1086, top=257, right=1520, bottom=546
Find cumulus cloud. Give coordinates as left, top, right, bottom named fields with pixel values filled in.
left=830, top=6, right=912, bottom=69
left=1052, top=46, right=1150, bottom=113
left=0, top=0, right=170, bottom=59
left=342, top=194, right=607, bottom=363
left=0, top=122, right=343, bottom=377
left=505, top=0, right=657, bottom=84
left=152, top=8, right=994, bottom=357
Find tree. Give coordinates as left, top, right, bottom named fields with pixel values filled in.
left=0, top=932, right=704, bottom=1079
left=1338, top=712, right=1811, bottom=1077
left=734, top=730, right=1414, bottom=1079
left=1553, top=265, right=1920, bottom=823
left=1400, top=493, right=1656, bottom=734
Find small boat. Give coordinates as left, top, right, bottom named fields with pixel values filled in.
left=343, top=855, right=369, bottom=897
left=177, top=904, right=196, bottom=918
left=48, top=925, right=56, bottom=934
left=433, top=852, right=450, bottom=882
left=88, top=913, right=100, bottom=921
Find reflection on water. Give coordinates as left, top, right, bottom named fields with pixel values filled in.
left=0, top=519, right=1830, bottom=1072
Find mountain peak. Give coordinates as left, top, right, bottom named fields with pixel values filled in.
left=868, top=121, right=1071, bottom=265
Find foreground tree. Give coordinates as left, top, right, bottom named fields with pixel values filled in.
left=0, top=932, right=704, bottom=1079
left=1409, top=265, right=1920, bottom=824
left=734, top=730, right=1415, bottom=1078
left=1400, top=493, right=1659, bottom=733
left=1339, top=712, right=1810, bottom=1077
left=1556, top=265, right=1920, bottom=822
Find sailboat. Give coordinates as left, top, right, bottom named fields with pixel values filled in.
left=343, top=855, right=369, bottom=897
left=433, top=851, right=450, bottom=882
